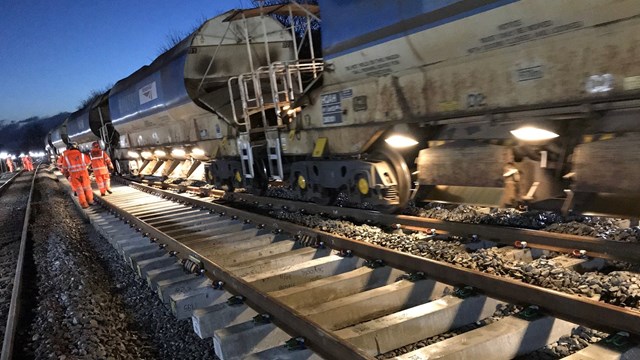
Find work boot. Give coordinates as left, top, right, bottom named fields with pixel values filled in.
left=81, top=204, right=89, bottom=209
left=107, top=189, right=113, bottom=194
left=88, top=202, right=95, bottom=206
left=101, top=193, right=106, bottom=197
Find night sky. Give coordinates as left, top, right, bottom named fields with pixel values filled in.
left=0, top=0, right=248, bottom=122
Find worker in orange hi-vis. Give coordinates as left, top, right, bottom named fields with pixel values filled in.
left=89, top=141, right=114, bottom=196
left=22, top=155, right=34, bottom=171
left=61, top=143, right=94, bottom=208
left=27, top=155, right=34, bottom=171
left=21, top=156, right=28, bottom=171
left=56, top=153, right=73, bottom=195
left=5, top=157, right=14, bottom=172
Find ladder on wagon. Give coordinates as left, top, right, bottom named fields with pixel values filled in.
left=227, top=1, right=323, bottom=186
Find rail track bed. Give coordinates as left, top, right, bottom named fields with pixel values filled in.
left=80, top=178, right=640, bottom=359
left=0, top=170, right=33, bottom=357
left=212, top=196, right=640, bottom=308
left=4, top=169, right=218, bottom=359
left=220, top=191, right=640, bottom=264
left=136, top=176, right=640, bottom=260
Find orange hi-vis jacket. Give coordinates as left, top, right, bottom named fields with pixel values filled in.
left=23, top=156, right=33, bottom=171
left=89, top=149, right=113, bottom=175
left=62, top=148, right=94, bottom=208
left=62, top=149, right=90, bottom=175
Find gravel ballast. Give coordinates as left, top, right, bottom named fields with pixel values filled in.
left=267, top=209, right=640, bottom=309
left=262, top=187, right=640, bottom=243
left=16, top=170, right=217, bottom=359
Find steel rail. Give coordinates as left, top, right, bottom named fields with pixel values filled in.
left=0, top=170, right=24, bottom=197
left=1, top=167, right=39, bottom=360
left=122, top=181, right=640, bottom=337
left=222, top=192, right=640, bottom=263
left=97, top=184, right=375, bottom=360
left=138, top=178, right=225, bottom=197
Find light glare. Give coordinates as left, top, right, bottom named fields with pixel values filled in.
left=127, top=151, right=140, bottom=158
left=191, top=148, right=206, bottom=156
left=154, top=150, right=166, bottom=157
left=385, top=134, right=419, bottom=148
left=510, top=127, right=559, bottom=141
left=171, top=148, right=186, bottom=157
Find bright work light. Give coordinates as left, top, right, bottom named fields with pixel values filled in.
left=510, top=126, right=559, bottom=141
left=171, top=148, right=186, bottom=157
left=191, top=148, right=206, bottom=156
left=385, top=134, right=419, bottom=148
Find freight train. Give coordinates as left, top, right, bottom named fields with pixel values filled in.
left=46, top=0, right=640, bottom=218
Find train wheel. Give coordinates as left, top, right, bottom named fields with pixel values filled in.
left=372, top=148, right=411, bottom=211
left=348, top=173, right=370, bottom=205
left=356, top=175, right=370, bottom=196
left=291, top=172, right=308, bottom=200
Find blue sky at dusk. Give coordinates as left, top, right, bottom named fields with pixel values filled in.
left=0, top=0, right=250, bottom=122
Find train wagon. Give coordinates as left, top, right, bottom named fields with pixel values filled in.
left=49, top=119, right=69, bottom=155
left=44, top=130, right=54, bottom=155
left=218, top=0, right=640, bottom=216
left=108, top=9, right=297, bottom=185
left=66, top=108, right=100, bottom=153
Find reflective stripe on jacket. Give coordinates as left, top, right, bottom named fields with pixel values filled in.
left=90, top=149, right=112, bottom=173
left=63, top=149, right=90, bottom=174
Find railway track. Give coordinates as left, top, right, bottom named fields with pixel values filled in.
left=133, top=177, right=640, bottom=264
left=0, top=169, right=37, bottom=360
left=74, top=176, right=640, bottom=359
left=220, top=192, right=640, bottom=264
left=0, top=171, right=23, bottom=194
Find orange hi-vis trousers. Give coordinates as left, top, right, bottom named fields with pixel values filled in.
left=94, top=172, right=111, bottom=195
left=69, top=171, right=94, bottom=208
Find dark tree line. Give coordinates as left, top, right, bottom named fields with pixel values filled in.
left=77, top=85, right=112, bottom=110
left=0, top=112, right=69, bottom=153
